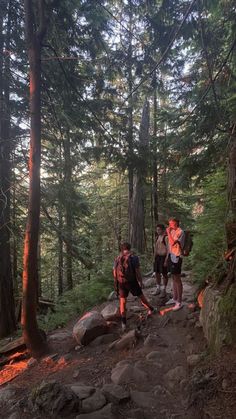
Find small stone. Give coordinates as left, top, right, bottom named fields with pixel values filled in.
left=164, top=366, right=186, bottom=388
left=71, top=385, right=95, bottom=400
left=81, top=389, right=106, bottom=413
left=73, top=370, right=80, bottom=379
left=109, top=329, right=139, bottom=351
left=101, top=383, right=129, bottom=404
left=222, top=379, right=229, bottom=390
left=187, top=354, right=201, bottom=367
left=111, top=363, right=148, bottom=386
left=76, top=403, right=114, bottom=419
left=195, top=321, right=202, bottom=328
left=146, top=351, right=160, bottom=361
left=130, top=390, right=156, bottom=409
left=27, top=358, right=37, bottom=367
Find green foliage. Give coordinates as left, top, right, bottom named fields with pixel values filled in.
left=38, top=276, right=113, bottom=332
left=191, top=168, right=227, bottom=284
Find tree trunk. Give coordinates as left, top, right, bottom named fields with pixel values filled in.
left=152, top=72, right=158, bottom=252
left=0, top=0, right=16, bottom=338
left=21, top=0, right=48, bottom=357
left=64, top=135, right=73, bottom=290
left=127, top=0, right=134, bottom=241
left=58, top=204, right=64, bottom=296
left=130, top=101, right=150, bottom=252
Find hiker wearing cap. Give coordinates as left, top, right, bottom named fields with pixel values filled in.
left=153, top=224, right=169, bottom=297
left=113, top=242, right=157, bottom=332
left=165, top=218, right=185, bottom=311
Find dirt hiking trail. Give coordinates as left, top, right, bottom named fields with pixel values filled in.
left=0, top=272, right=236, bottom=419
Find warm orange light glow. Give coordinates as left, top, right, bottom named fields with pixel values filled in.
left=197, top=289, right=205, bottom=308
left=0, top=360, right=28, bottom=386
left=159, top=307, right=174, bottom=316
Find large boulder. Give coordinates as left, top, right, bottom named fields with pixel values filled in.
left=101, top=383, right=130, bottom=404
left=200, top=285, right=236, bottom=350
left=101, top=303, right=120, bottom=321
left=81, top=389, right=106, bottom=413
left=73, top=311, right=109, bottom=346
left=29, top=380, right=80, bottom=416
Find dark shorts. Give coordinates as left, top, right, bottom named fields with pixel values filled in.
left=168, top=255, right=182, bottom=275
left=154, top=255, right=168, bottom=276
left=118, top=281, right=143, bottom=298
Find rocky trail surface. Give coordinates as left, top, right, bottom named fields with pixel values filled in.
left=0, top=272, right=235, bottom=419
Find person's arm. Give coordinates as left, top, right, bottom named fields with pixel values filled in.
left=113, top=261, right=119, bottom=296
left=133, top=256, right=143, bottom=288
left=166, top=227, right=175, bottom=246
left=135, top=267, right=143, bottom=288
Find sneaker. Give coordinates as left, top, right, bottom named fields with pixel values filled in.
left=165, top=298, right=176, bottom=305
left=147, top=307, right=158, bottom=317
left=172, top=302, right=183, bottom=311
left=152, top=287, right=161, bottom=296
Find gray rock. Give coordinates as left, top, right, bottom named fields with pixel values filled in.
left=164, top=366, right=186, bottom=389
left=111, top=363, right=148, bottom=385
left=90, top=333, right=119, bottom=347
left=109, top=329, right=139, bottom=351
left=6, top=413, right=21, bottom=419
left=48, top=331, right=71, bottom=341
left=81, top=389, right=106, bottom=413
left=29, top=380, right=80, bottom=416
left=222, top=378, right=229, bottom=390
left=144, top=334, right=168, bottom=348
left=187, top=354, right=202, bottom=367
left=73, top=311, right=109, bottom=346
left=27, top=358, right=38, bottom=367
left=101, top=303, right=120, bottom=321
left=127, top=408, right=146, bottom=419
left=143, top=277, right=156, bottom=288
left=0, top=387, right=16, bottom=406
left=101, top=383, right=129, bottom=404
left=71, top=385, right=95, bottom=400
left=76, top=403, right=114, bottom=419
left=146, top=351, right=160, bottom=361
left=73, top=370, right=80, bottom=379
left=130, top=390, right=156, bottom=409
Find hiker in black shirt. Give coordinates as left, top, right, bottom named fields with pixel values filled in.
left=113, top=242, right=157, bottom=332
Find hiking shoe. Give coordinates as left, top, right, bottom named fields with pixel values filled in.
left=165, top=298, right=176, bottom=305
left=147, top=307, right=158, bottom=317
left=172, top=302, right=183, bottom=311
left=152, top=287, right=161, bottom=296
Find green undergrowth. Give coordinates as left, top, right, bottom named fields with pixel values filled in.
left=191, top=169, right=227, bottom=285
left=38, top=277, right=113, bottom=332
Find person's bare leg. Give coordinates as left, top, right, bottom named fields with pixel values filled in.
left=172, top=276, right=178, bottom=301
left=153, top=272, right=161, bottom=294
left=175, top=274, right=183, bottom=303
left=120, top=297, right=127, bottom=327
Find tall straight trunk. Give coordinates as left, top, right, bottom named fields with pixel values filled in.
left=58, top=204, right=64, bottom=295
left=131, top=101, right=150, bottom=252
left=12, top=152, right=18, bottom=292
left=152, top=72, right=158, bottom=251
left=127, top=0, right=134, bottom=241
left=21, top=0, right=48, bottom=357
left=0, top=0, right=16, bottom=337
left=64, top=135, right=73, bottom=290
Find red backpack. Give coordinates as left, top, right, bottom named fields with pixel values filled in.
left=114, top=254, right=137, bottom=284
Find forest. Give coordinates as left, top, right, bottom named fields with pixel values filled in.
left=0, top=0, right=236, bottom=362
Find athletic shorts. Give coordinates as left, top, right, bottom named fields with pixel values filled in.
left=154, top=255, right=168, bottom=276
left=118, top=281, right=142, bottom=298
left=168, top=255, right=182, bottom=275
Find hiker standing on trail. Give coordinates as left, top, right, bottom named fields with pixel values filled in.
left=153, top=224, right=169, bottom=297
left=113, top=242, right=157, bottom=332
left=165, top=218, right=185, bottom=311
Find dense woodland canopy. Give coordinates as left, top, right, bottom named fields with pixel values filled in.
left=0, top=0, right=236, bottom=355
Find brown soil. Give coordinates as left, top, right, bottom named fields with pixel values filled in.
left=0, top=275, right=236, bottom=419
